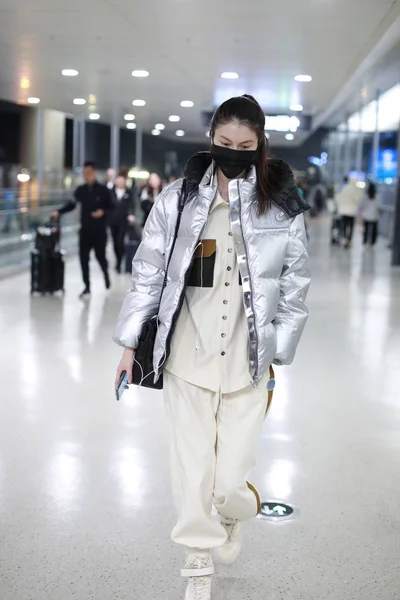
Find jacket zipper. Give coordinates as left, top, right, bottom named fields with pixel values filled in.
left=157, top=190, right=218, bottom=377
left=237, top=181, right=259, bottom=383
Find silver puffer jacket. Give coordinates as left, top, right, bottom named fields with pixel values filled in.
left=114, top=153, right=311, bottom=385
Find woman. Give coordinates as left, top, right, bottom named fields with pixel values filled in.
left=359, top=182, right=380, bottom=247
left=114, top=95, right=310, bottom=600
left=109, top=174, right=135, bottom=273
left=335, top=177, right=362, bottom=248
left=140, top=172, right=163, bottom=226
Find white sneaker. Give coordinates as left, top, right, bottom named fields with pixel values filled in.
left=214, top=517, right=242, bottom=565
left=182, top=555, right=213, bottom=600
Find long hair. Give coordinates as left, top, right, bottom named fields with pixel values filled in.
left=210, top=95, right=280, bottom=214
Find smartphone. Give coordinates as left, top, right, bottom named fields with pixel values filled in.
left=116, top=370, right=129, bottom=401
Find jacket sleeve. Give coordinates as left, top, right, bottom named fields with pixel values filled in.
left=273, top=214, right=310, bottom=365
left=113, top=188, right=169, bottom=349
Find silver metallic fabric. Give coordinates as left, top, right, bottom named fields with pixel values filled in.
left=113, top=163, right=310, bottom=385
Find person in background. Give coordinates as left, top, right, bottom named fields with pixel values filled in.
left=140, top=172, right=163, bottom=226
left=359, top=182, right=380, bottom=248
left=114, top=94, right=310, bottom=600
left=106, top=168, right=116, bottom=190
left=335, top=177, right=362, bottom=248
left=53, top=161, right=113, bottom=298
left=109, top=174, right=135, bottom=273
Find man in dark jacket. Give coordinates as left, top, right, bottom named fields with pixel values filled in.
left=53, top=161, right=113, bottom=298
left=109, top=174, right=135, bottom=273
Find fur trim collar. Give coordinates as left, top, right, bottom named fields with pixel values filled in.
left=184, top=152, right=309, bottom=218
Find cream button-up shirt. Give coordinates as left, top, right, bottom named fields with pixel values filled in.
left=165, top=192, right=251, bottom=393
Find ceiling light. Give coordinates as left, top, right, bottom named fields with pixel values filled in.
left=62, top=69, right=79, bottom=77
left=180, top=100, right=194, bottom=108
left=132, top=70, right=149, bottom=78
left=17, top=173, right=31, bottom=183
left=176, top=130, right=185, bottom=137
left=20, top=78, right=30, bottom=89
left=285, top=133, right=295, bottom=141
left=89, top=113, right=100, bottom=120
left=290, top=104, right=303, bottom=112
left=27, top=97, right=40, bottom=104
left=127, top=122, right=137, bottom=130
left=73, top=98, right=86, bottom=105
left=132, top=99, right=146, bottom=106
left=152, top=129, right=161, bottom=136
left=221, top=72, right=239, bottom=79
left=169, top=115, right=180, bottom=122
left=155, top=123, right=165, bottom=131
left=124, top=114, right=135, bottom=121
left=294, top=74, right=312, bottom=82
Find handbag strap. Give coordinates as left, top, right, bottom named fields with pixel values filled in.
left=157, top=179, right=188, bottom=309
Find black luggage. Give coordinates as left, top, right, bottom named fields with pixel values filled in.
left=31, top=249, right=65, bottom=294
left=35, top=222, right=60, bottom=252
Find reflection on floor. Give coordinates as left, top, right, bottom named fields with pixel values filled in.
left=0, top=219, right=399, bottom=600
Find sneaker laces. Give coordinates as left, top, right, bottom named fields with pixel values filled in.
left=190, top=575, right=210, bottom=600
left=221, top=517, right=239, bottom=542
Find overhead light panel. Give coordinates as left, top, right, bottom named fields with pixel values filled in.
left=62, top=69, right=79, bottom=77
left=294, top=74, right=312, bottom=82
left=124, top=114, right=135, bottom=121
left=132, top=99, right=146, bottom=106
left=127, top=122, right=137, bottom=129
left=152, top=129, right=161, bottom=136
left=180, top=100, right=194, bottom=108
left=17, top=173, right=31, bottom=183
left=20, top=78, right=30, bottom=89
left=285, top=133, right=295, bottom=140
left=221, top=72, right=239, bottom=79
left=290, top=104, right=303, bottom=112
left=89, top=113, right=100, bottom=120
left=132, top=70, right=149, bottom=78
left=169, top=115, right=180, bottom=122
left=176, top=130, right=185, bottom=137
left=73, top=98, right=86, bottom=105
left=155, top=123, right=165, bottom=130
left=27, top=97, right=40, bottom=104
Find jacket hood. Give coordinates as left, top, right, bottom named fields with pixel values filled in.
left=184, top=151, right=309, bottom=218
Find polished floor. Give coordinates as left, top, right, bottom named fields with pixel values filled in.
left=1, top=220, right=400, bottom=600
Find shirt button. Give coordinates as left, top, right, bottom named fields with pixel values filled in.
left=221, top=352, right=226, bottom=356
left=221, top=333, right=226, bottom=338
left=227, top=266, right=232, bottom=271
left=228, top=248, right=233, bottom=253
left=225, top=282, right=230, bottom=287
left=228, top=232, right=233, bottom=237
left=223, top=300, right=228, bottom=305
left=223, top=316, right=228, bottom=320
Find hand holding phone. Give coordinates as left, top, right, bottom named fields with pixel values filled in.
left=116, top=370, right=129, bottom=401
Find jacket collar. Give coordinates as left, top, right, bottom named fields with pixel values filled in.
left=184, top=151, right=309, bottom=218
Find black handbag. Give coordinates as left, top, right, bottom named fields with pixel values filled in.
left=132, top=180, right=187, bottom=389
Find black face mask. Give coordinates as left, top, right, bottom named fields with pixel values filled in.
left=211, top=144, right=258, bottom=179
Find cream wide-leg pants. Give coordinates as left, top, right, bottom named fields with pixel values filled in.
left=164, top=370, right=272, bottom=553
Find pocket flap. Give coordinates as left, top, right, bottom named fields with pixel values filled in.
left=194, top=239, right=216, bottom=259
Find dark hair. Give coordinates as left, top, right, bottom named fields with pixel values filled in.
left=343, top=176, right=349, bottom=184
left=210, top=94, right=278, bottom=214
left=367, top=182, right=377, bottom=200
left=83, top=160, right=96, bottom=170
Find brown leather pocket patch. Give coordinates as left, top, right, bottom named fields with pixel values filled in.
left=193, top=239, right=216, bottom=259
left=188, top=239, right=216, bottom=288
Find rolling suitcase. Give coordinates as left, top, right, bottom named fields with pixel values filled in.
left=31, top=249, right=65, bottom=295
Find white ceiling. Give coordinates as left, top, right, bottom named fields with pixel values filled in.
left=0, top=0, right=399, bottom=147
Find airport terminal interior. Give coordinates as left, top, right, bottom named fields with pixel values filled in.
left=1, top=1, right=400, bottom=599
